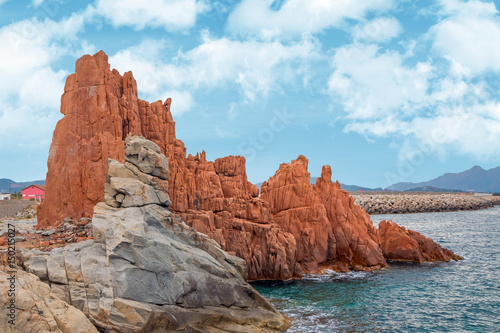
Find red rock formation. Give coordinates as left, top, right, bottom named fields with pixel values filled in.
left=260, top=156, right=387, bottom=274
left=38, top=51, right=460, bottom=280
left=173, top=152, right=297, bottom=280
left=38, top=51, right=296, bottom=280
left=38, top=50, right=179, bottom=228
left=378, top=220, right=463, bottom=262
left=315, top=165, right=387, bottom=271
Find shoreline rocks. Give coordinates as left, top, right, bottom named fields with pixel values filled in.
left=352, top=193, right=500, bottom=214
left=25, top=136, right=289, bottom=332
left=379, top=220, right=463, bottom=262
left=0, top=266, right=99, bottom=333
left=0, top=200, right=36, bottom=219
left=259, top=158, right=387, bottom=275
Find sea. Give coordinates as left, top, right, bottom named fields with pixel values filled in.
left=253, top=206, right=500, bottom=332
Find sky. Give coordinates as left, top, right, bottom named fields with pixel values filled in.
left=1, top=0, right=500, bottom=188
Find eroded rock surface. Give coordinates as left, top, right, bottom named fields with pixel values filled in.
left=315, top=165, right=387, bottom=271
left=378, top=220, right=463, bottom=262
left=260, top=157, right=387, bottom=274
left=26, top=136, right=288, bottom=332
left=0, top=266, right=99, bottom=333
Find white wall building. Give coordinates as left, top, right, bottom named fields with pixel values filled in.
left=0, top=193, right=11, bottom=200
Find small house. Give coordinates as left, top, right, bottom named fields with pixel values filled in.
left=0, top=193, right=10, bottom=200
left=22, top=184, right=46, bottom=201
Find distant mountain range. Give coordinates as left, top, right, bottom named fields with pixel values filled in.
left=254, top=165, right=500, bottom=193
left=387, top=165, right=500, bottom=193
left=402, top=186, right=464, bottom=193
left=0, top=178, right=46, bottom=194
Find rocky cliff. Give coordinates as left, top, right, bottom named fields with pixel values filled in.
left=26, top=136, right=288, bottom=332
left=38, top=51, right=461, bottom=281
left=260, top=157, right=386, bottom=273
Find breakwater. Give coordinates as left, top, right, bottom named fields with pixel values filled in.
left=352, top=193, right=500, bottom=214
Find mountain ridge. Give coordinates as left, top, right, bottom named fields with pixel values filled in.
left=388, top=165, right=500, bottom=192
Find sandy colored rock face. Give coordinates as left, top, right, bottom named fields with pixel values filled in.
left=0, top=265, right=99, bottom=333
left=38, top=51, right=461, bottom=280
left=27, top=136, right=289, bottom=332
left=378, top=220, right=463, bottom=262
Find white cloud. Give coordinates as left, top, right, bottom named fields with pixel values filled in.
left=328, top=35, right=500, bottom=161
left=0, top=14, right=85, bottom=94
left=32, top=0, right=45, bottom=7
left=328, top=44, right=432, bottom=121
left=343, top=100, right=500, bottom=163
left=108, top=39, right=180, bottom=99
left=227, top=0, right=394, bottom=39
left=0, top=14, right=87, bottom=152
left=438, top=0, right=497, bottom=16
left=227, top=103, right=238, bottom=121
left=430, top=0, right=500, bottom=74
left=19, top=67, right=67, bottom=109
left=429, top=77, right=468, bottom=102
left=109, top=35, right=321, bottom=114
left=181, top=34, right=320, bottom=100
left=0, top=105, right=61, bottom=149
left=352, top=17, right=403, bottom=43
left=409, top=106, right=500, bottom=159
left=215, top=126, right=235, bottom=138
left=94, top=0, right=209, bottom=31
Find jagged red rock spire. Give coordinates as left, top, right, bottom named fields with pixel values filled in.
left=38, top=50, right=181, bottom=228
left=260, top=155, right=387, bottom=272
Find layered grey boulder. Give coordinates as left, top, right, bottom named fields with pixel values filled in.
left=24, top=135, right=288, bottom=332
left=124, top=135, right=169, bottom=180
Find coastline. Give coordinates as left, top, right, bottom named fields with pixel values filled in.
left=352, top=192, right=500, bottom=214
left=254, top=208, right=500, bottom=332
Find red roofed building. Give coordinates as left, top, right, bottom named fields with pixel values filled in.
left=22, top=184, right=46, bottom=202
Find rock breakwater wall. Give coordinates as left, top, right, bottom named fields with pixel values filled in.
left=353, top=193, right=500, bottom=214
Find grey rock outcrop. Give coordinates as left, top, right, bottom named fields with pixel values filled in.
left=24, top=135, right=288, bottom=332
left=104, top=137, right=171, bottom=209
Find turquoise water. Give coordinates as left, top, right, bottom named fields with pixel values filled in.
left=253, top=207, right=500, bottom=332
